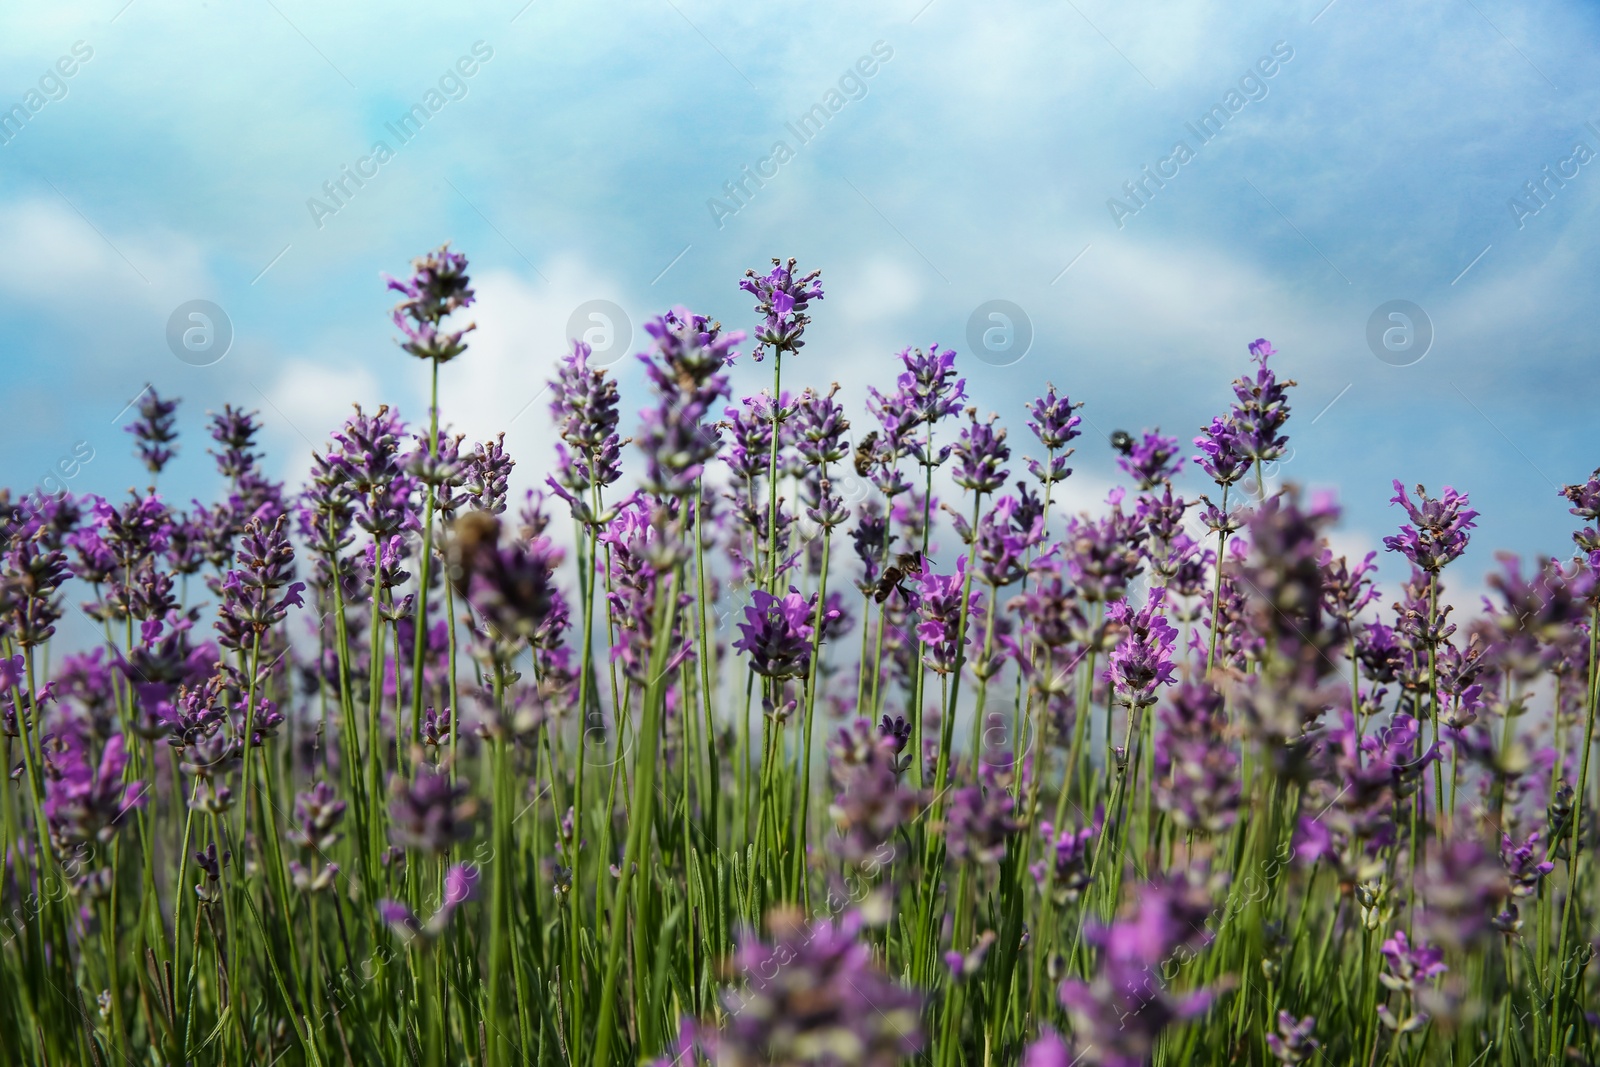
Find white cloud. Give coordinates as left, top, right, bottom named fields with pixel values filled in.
left=0, top=197, right=207, bottom=310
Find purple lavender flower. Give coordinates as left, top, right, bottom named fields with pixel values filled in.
left=462, top=432, right=513, bottom=514
left=1266, top=1012, right=1320, bottom=1064
left=637, top=308, right=742, bottom=497
left=286, top=780, right=346, bottom=852
left=1375, top=930, right=1446, bottom=1033
left=1378, top=930, right=1446, bottom=992
left=209, top=404, right=263, bottom=484
left=448, top=513, right=565, bottom=650
left=388, top=765, right=479, bottom=855
left=733, top=587, right=832, bottom=679
left=1117, top=430, right=1182, bottom=490
left=1500, top=830, right=1554, bottom=898
left=1104, top=588, right=1178, bottom=708
left=793, top=384, right=850, bottom=467
left=740, top=256, right=823, bottom=361
left=868, top=345, right=967, bottom=447
left=827, top=718, right=924, bottom=865
left=1558, top=467, right=1600, bottom=554
left=974, top=496, right=1033, bottom=588
left=1229, top=339, right=1295, bottom=464
left=1320, top=549, right=1381, bottom=636
left=1382, top=480, right=1478, bottom=573
left=945, top=762, right=1019, bottom=866
left=332, top=404, right=418, bottom=541
left=915, top=557, right=978, bottom=674
left=1058, top=874, right=1218, bottom=1067
left=720, top=908, right=922, bottom=1066
left=216, top=516, right=305, bottom=651
left=3, top=526, right=69, bottom=646
left=385, top=243, right=476, bottom=364
left=126, top=386, right=180, bottom=474
left=1022, top=1031, right=1074, bottom=1067
left=1193, top=415, right=1250, bottom=488
left=548, top=340, right=623, bottom=499
left=1416, top=837, right=1511, bottom=951
left=1062, top=490, right=1145, bottom=603
left=42, top=733, right=142, bottom=850
left=1032, top=811, right=1100, bottom=904
left=379, top=862, right=481, bottom=942
left=1026, top=384, right=1082, bottom=488
left=953, top=411, right=1011, bottom=494
left=1154, top=678, right=1239, bottom=833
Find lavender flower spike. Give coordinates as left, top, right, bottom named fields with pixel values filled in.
left=1383, top=480, right=1478, bottom=573
left=385, top=242, right=476, bottom=364
left=719, top=908, right=922, bottom=1065
left=126, top=386, right=180, bottom=474
left=733, top=587, right=833, bottom=679
left=215, top=515, right=306, bottom=651
left=740, top=256, right=823, bottom=361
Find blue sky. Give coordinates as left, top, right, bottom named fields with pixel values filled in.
left=3, top=0, right=1599, bottom=610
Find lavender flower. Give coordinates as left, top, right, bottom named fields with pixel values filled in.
left=286, top=780, right=346, bottom=852
left=1154, top=678, right=1239, bottom=833
left=1032, top=812, right=1100, bottom=905
left=637, top=308, right=741, bottom=497
left=1376, top=930, right=1445, bottom=1033
left=549, top=340, right=623, bottom=499
left=733, top=587, right=830, bottom=679
left=215, top=515, right=306, bottom=651
left=1266, top=1012, right=1320, bottom=1064
left=43, top=733, right=142, bottom=850
left=868, top=345, right=966, bottom=445
left=463, top=432, right=513, bottom=514
left=827, top=718, right=924, bottom=865
left=447, top=512, right=564, bottom=650
left=385, top=243, right=476, bottom=364
left=1062, top=490, right=1145, bottom=603
left=1104, top=588, right=1178, bottom=708
left=720, top=908, right=922, bottom=1067
left=916, top=557, right=978, bottom=674
left=1193, top=415, right=1250, bottom=487
left=1383, top=480, right=1478, bottom=574
left=945, top=763, right=1019, bottom=866
left=388, top=765, right=479, bottom=855
left=1026, top=384, right=1082, bottom=488
left=1416, top=837, right=1510, bottom=951
left=209, top=404, right=263, bottom=484
left=1022, top=1031, right=1074, bottom=1067
left=379, top=863, right=481, bottom=942
left=784, top=382, right=847, bottom=465
left=740, top=256, right=823, bottom=361
left=1116, top=430, right=1182, bottom=489
left=1558, top=467, right=1600, bottom=554
left=952, top=411, right=1011, bottom=494
left=126, top=386, right=180, bottom=474
left=3, top=526, right=69, bottom=646
left=332, top=404, right=418, bottom=541
left=1058, top=874, right=1218, bottom=1067
left=1229, top=338, right=1295, bottom=464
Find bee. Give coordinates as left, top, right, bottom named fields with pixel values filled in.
left=1109, top=430, right=1134, bottom=455
left=872, top=551, right=924, bottom=604
left=853, top=431, right=879, bottom=478
left=446, top=511, right=501, bottom=597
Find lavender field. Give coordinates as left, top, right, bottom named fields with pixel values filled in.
left=1, top=244, right=1595, bottom=1066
